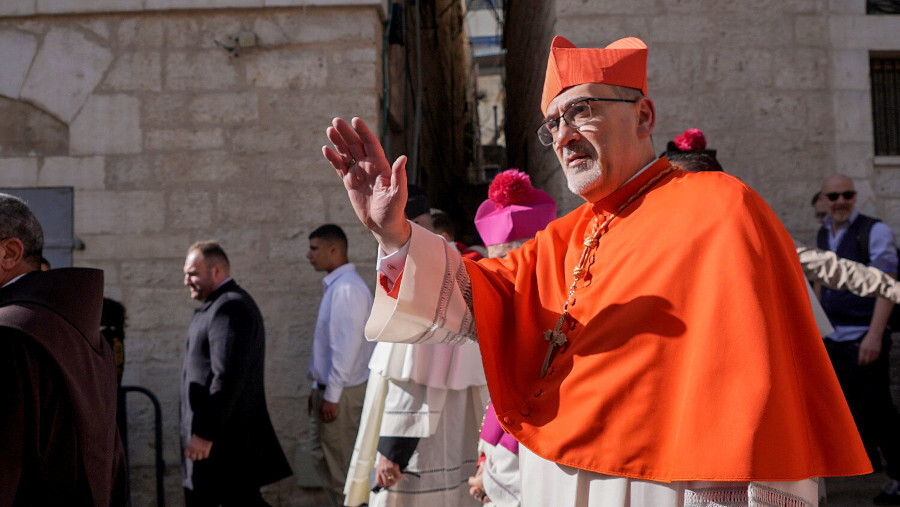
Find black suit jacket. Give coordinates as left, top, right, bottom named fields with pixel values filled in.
left=180, top=279, right=291, bottom=491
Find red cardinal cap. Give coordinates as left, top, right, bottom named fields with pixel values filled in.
left=541, top=36, right=648, bottom=115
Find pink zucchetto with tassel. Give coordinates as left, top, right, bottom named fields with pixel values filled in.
left=474, top=169, right=557, bottom=247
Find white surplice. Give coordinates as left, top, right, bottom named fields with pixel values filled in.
left=343, top=337, right=488, bottom=506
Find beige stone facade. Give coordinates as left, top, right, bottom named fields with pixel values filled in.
left=0, top=0, right=482, bottom=502
left=506, top=1, right=900, bottom=245
left=0, top=3, right=386, bottom=505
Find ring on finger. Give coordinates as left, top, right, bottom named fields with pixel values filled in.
left=386, top=474, right=395, bottom=481
left=346, top=157, right=356, bottom=167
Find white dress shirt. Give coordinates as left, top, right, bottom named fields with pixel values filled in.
left=308, top=263, right=375, bottom=403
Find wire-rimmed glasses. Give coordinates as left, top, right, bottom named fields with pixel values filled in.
left=535, top=97, right=637, bottom=146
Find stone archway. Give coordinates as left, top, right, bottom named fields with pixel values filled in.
left=0, top=95, right=68, bottom=157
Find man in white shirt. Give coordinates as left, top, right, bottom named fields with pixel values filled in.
left=307, top=224, right=375, bottom=506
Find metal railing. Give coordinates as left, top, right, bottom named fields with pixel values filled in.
left=121, top=385, right=166, bottom=507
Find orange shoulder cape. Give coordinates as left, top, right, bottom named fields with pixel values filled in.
left=464, top=159, right=871, bottom=481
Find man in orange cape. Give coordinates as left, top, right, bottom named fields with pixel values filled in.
left=322, top=36, right=871, bottom=506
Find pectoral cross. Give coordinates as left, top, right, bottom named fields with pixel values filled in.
left=541, top=314, right=568, bottom=377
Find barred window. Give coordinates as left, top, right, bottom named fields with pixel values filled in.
left=871, top=55, right=900, bottom=156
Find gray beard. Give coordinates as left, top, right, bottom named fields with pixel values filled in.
left=565, top=160, right=602, bottom=198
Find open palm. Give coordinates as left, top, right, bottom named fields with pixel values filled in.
left=322, top=117, right=411, bottom=251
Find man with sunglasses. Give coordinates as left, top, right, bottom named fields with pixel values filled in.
left=323, top=36, right=871, bottom=505
left=816, top=174, right=900, bottom=505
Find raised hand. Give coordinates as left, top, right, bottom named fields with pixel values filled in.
left=323, top=117, right=411, bottom=253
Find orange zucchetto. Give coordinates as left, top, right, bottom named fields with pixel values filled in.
left=540, top=36, right=648, bottom=115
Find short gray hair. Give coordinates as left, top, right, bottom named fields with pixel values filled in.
left=612, top=85, right=645, bottom=101
left=0, top=193, right=44, bottom=265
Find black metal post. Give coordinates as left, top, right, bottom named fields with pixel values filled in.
left=122, top=385, right=166, bottom=507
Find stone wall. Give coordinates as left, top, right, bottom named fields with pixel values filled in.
left=0, top=6, right=384, bottom=505
left=506, top=0, right=900, bottom=245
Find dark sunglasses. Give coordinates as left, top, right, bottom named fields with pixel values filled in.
left=825, top=191, right=856, bottom=201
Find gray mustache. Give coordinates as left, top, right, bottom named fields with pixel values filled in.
left=563, top=145, right=590, bottom=158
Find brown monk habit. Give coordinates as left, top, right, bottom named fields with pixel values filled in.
left=0, top=268, right=127, bottom=506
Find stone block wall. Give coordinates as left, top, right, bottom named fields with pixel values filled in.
left=3, top=0, right=900, bottom=503
left=0, top=5, right=384, bottom=505
left=506, top=1, right=900, bottom=245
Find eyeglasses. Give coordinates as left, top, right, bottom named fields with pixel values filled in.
left=825, top=191, right=856, bottom=201
left=535, top=97, right=637, bottom=146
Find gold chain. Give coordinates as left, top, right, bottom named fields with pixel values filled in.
left=560, top=166, right=676, bottom=318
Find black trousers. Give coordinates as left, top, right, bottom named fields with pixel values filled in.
left=825, top=332, right=900, bottom=480
left=184, top=459, right=270, bottom=507
left=184, top=486, right=268, bottom=507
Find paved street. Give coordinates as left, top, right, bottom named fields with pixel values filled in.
left=825, top=473, right=890, bottom=506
